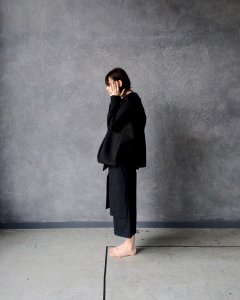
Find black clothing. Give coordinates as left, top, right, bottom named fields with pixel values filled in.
left=97, top=92, right=146, bottom=171
left=97, top=91, right=146, bottom=238
left=106, top=164, right=137, bottom=238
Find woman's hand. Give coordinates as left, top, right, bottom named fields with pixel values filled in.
left=109, top=81, right=126, bottom=97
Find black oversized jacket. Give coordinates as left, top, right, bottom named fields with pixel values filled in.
left=98, top=91, right=146, bottom=171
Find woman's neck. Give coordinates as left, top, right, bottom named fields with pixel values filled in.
left=121, top=89, right=133, bottom=98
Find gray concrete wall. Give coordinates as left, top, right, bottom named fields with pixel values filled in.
left=0, top=0, right=239, bottom=223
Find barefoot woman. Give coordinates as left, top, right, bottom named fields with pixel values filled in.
left=97, top=67, right=147, bottom=258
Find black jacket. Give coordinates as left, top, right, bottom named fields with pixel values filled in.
left=98, top=92, right=146, bottom=171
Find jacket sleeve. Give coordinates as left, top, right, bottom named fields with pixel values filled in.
left=107, top=95, right=133, bottom=132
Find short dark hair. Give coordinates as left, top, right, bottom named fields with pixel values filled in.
left=105, top=67, right=131, bottom=91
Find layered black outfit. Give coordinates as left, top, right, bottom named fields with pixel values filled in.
left=97, top=92, right=146, bottom=238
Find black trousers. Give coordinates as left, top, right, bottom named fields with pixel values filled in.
left=106, top=164, right=137, bottom=238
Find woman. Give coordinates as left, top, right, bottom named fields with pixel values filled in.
left=98, top=67, right=146, bottom=258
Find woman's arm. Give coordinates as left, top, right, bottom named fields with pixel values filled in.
left=107, top=95, right=133, bottom=132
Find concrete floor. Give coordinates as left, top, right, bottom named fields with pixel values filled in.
left=0, top=228, right=239, bottom=300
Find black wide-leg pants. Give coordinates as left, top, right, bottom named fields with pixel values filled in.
left=106, top=164, right=137, bottom=238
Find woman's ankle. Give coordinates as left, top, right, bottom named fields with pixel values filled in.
left=124, top=235, right=135, bottom=247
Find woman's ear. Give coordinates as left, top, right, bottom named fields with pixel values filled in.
left=118, top=80, right=123, bottom=87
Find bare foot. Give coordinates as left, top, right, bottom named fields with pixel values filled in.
left=109, top=244, right=137, bottom=258
left=115, top=241, right=128, bottom=248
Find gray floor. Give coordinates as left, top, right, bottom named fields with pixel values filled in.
left=0, top=228, right=239, bottom=300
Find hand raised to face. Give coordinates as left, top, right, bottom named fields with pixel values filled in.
left=109, top=81, right=126, bottom=97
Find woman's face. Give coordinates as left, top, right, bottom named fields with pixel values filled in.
left=106, top=77, right=122, bottom=96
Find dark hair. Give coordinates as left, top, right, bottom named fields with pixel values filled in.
left=105, top=67, right=131, bottom=91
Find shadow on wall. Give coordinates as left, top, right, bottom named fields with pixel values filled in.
left=152, top=100, right=209, bottom=221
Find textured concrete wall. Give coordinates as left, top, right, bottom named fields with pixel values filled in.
left=0, top=0, right=239, bottom=223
